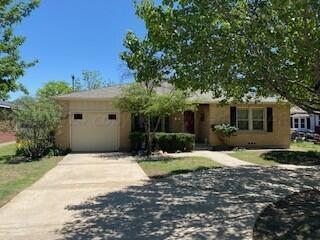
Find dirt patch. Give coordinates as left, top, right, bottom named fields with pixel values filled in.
left=0, top=132, right=15, bottom=144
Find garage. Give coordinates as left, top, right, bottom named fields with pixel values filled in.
left=71, top=112, right=119, bottom=152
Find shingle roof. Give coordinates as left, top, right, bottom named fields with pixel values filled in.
left=0, top=101, right=12, bottom=109
left=54, top=83, right=284, bottom=104
left=53, top=83, right=175, bottom=100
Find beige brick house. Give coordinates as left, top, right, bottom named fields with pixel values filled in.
left=54, top=84, right=290, bottom=152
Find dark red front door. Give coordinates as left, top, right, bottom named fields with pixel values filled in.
left=184, top=111, right=195, bottom=134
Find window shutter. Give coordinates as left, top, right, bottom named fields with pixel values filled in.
left=230, top=107, right=237, bottom=126
left=307, top=117, right=311, bottom=129
left=267, top=108, right=273, bottom=132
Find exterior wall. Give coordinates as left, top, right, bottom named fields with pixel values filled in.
left=55, top=101, right=70, bottom=150
left=170, top=112, right=184, bottom=132
left=195, top=104, right=210, bottom=143
left=119, top=112, right=131, bottom=151
left=55, top=99, right=290, bottom=151
left=208, top=103, right=291, bottom=148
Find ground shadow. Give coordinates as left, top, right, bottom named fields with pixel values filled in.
left=262, top=151, right=320, bottom=165
left=253, top=189, right=320, bottom=240
left=57, top=167, right=320, bottom=240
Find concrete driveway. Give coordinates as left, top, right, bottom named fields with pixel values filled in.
left=0, top=153, right=148, bottom=240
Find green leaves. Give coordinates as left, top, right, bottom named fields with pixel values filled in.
left=13, top=96, right=62, bottom=158
left=0, top=0, right=40, bottom=100
left=114, top=83, right=196, bottom=118
left=134, top=0, right=320, bottom=112
left=36, top=81, right=72, bottom=99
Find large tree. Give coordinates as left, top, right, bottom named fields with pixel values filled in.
left=135, top=0, right=320, bottom=113
left=0, top=0, right=40, bottom=100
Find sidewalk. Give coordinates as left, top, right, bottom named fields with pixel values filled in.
left=168, top=150, right=254, bottom=167
left=0, top=141, right=15, bottom=147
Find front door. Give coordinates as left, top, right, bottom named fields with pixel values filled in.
left=184, top=111, right=195, bottom=134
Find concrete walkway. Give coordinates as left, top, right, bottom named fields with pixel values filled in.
left=0, top=141, right=15, bottom=147
left=168, top=150, right=255, bottom=167
left=0, top=153, right=148, bottom=240
left=167, top=150, right=316, bottom=170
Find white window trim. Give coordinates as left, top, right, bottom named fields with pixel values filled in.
left=237, top=108, right=266, bottom=132
left=293, top=118, right=299, bottom=128
left=292, top=117, right=309, bottom=129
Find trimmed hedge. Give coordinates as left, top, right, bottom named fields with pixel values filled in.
left=154, top=133, right=195, bottom=152
left=129, top=132, right=195, bottom=153
left=129, top=132, right=145, bottom=151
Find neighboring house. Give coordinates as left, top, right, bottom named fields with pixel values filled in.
left=0, top=101, right=12, bottom=110
left=0, top=101, right=15, bottom=143
left=53, top=85, right=291, bottom=152
left=290, top=106, right=320, bottom=132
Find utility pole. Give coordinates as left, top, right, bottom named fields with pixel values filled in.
left=71, top=75, right=75, bottom=92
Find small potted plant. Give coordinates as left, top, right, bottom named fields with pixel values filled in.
left=211, top=123, right=238, bottom=147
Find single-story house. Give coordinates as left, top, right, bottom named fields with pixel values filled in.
left=290, top=106, right=320, bottom=133
left=53, top=84, right=291, bottom=152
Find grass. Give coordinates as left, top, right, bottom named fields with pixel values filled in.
left=138, top=157, right=222, bottom=178
left=290, top=141, right=320, bottom=152
left=229, top=141, right=320, bottom=166
left=0, top=143, right=62, bottom=207
left=229, top=151, right=279, bottom=166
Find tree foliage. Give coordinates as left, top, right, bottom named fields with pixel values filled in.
left=0, top=0, right=40, bottom=100
left=36, top=80, right=72, bottom=99
left=13, top=97, right=61, bottom=159
left=114, top=83, right=195, bottom=154
left=135, top=0, right=320, bottom=112
left=73, top=70, right=106, bottom=91
left=121, top=31, right=168, bottom=90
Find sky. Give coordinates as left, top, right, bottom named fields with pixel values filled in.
left=10, top=0, right=146, bottom=100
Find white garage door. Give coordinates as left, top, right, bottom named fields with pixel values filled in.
left=71, top=112, right=119, bottom=152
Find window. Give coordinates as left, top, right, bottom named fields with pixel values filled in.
left=108, top=114, right=117, bottom=120
left=290, top=117, right=293, bottom=128
left=300, top=118, right=305, bottom=128
left=237, top=109, right=249, bottom=130
left=252, top=109, right=264, bottom=130
left=318, top=115, right=320, bottom=126
left=237, top=108, right=265, bottom=131
left=294, top=118, right=299, bottom=128
left=74, top=113, right=83, bottom=120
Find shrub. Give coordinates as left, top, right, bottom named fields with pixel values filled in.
left=154, top=132, right=195, bottom=152
left=13, top=97, right=62, bottom=159
left=129, top=132, right=146, bottom=151
left=211, top=123, right=238, bottom=145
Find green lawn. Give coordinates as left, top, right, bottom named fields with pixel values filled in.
left=0, top=144, right=62, bottom=207
left=230, top=141, right=320, bottom=166
left=290, top=141, right=320, bottom=152
left=138, top=157, right=222, bottom=177
left=229, top=151, right=278, bottom=166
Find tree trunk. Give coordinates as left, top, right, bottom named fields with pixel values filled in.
left=146, top=116, right=152, bottom=155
